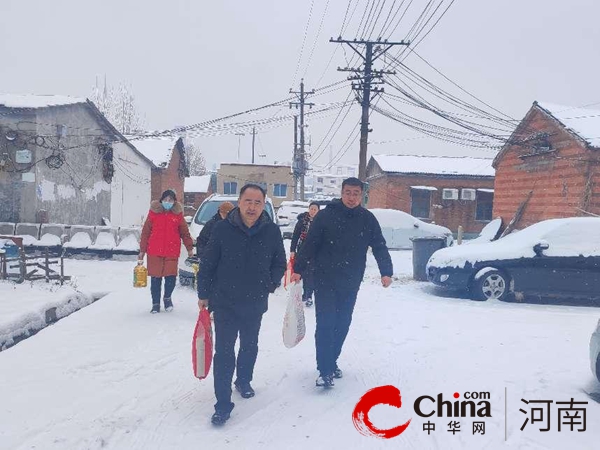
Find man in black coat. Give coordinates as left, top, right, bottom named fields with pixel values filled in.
left=292, top=178, right=393, bottom=388
left=197, top=184, right=286, bottom=426
left=196, top=201, right=235, bottom=260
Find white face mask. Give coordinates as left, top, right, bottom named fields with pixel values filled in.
left=162, top=201, right=174, bottom=211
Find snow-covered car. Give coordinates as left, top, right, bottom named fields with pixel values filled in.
left=369, top=208, right=453, bottom=250
left=178, top=193, right=277, bottom=286
left=277, top=200, right=309, bottom=239
left=427, top=217, right=600, bottom=301
left=591, top=320, right=600, bottom=384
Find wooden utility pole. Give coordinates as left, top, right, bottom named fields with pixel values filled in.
left=289, top=79, right=314, bottom=200
left=293, top=115, right=299, bottom=200
left=331, top=38, right=410, bottom=180
left=251, top=127, right=256, bottom=164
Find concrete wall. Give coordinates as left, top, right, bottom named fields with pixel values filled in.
left=111, top=141, right=152, bottom=227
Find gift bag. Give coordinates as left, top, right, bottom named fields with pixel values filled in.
left=282, top=280, right=306, bottom=348
left=192, top=309, right=213, bottom=379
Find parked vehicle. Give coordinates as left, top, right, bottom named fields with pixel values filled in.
left=369, top=208, right=453, bottom=250
left=277, top=200, right=309, bottom=239
left=591, top=320, right=600, bottom=383
left=426, top=217, right=600, bottom=301
left=178, top=194, right=277, bottom=286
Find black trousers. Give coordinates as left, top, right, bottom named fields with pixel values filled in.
left=302, top=262, right=315, bottom=301
left=314, top=286, right=359, bottom=376
left=150, top=276, right=176, bottom=305
left=213, top=307, right=263, bottom=413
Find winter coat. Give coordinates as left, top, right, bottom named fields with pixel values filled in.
left=294, top=199, right=393, bottom=291
left=290, top=212, right=312, bottom=253
left=140, top=201, right=194, bottom=277
left=196, top=208, right=287, bottom=315
left=196, top=212, right=222, bottom=260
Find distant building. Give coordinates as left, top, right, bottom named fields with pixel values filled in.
left=184, top=174, right=214, bottom=216
left=216, top=163, right=293, bottom=207
left=0, top=94, right=153, bottom=226
left=366, top=154, right=495, bottom=236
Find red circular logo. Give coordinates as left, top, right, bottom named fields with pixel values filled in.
left=352, top=385, right=412, bottom=439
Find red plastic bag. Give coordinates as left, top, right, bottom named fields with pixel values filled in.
left=192, top=309, right=213, bottom=380
left=284, top=256, right=295, bottom=289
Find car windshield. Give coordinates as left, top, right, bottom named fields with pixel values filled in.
left=194, top=199, right=275, bottom=225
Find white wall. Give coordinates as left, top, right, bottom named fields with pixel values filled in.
left=111, top=142, right=152, bottom=227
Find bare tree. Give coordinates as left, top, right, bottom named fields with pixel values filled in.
left=91, top=76, right=144, bottom=134
left=186, top=141, right=207, bottom=176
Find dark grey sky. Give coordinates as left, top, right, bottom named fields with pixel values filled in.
left=1, top=0, right=598, bottom=170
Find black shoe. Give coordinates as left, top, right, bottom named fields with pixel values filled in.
left=316, top=373, right=334, bottom=388
left=234, top=382, right=255, bottom=399
left=305, top=299, right=313, bottom=307
left=211, top=410, right=231, bottom=426
left=333, top=367, right=343, bottom=379
left=150, top=303, right=160, bottom=314
left=164, top=297, right=173, bottom=312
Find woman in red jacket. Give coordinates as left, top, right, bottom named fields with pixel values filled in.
left=139, top=189, right=194, bottom=313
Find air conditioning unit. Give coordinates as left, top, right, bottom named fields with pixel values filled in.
left=461, top=189, right=476, bottom=201
left=442, top=188, right=459, bottom=200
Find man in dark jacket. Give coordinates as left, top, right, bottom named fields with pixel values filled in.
left=196, top=201, right=235, bottom=260
left=290, top=202, right=320, bottom=306
left=292, top=178, right=393, bottom=388
left=197, top=184, right=286, bottom=426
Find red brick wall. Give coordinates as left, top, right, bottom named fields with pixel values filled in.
left=367, top=174, right=495, bottom=234
left=150, top=144, right=185, bottom=203
left=493, top=107, right=594, bottom=229
left=184, top=189, right=213, bottom=216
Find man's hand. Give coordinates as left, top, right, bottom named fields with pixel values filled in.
left=188, top=249, right=194, bottom=258
left=290, top=252, right=295, bottom=258
left=381, top=276, right=392, bottom=288
left=290, top=273, right=302, bottom=283
left=198, top=299, right=208, bottom=309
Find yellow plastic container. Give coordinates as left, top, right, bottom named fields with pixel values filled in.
left=134, top=261, right=148, bottom=288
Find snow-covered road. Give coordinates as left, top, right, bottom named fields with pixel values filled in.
left=1, top=251, right=599, bottom=450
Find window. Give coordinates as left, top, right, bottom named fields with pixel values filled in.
left=349, top=168, right=356, bottom=176
left=337, top=167, right=343, bottom=175
left=316, top=188, right=323, bottom=193
left=442, top=188, right=459, bottom=200
left=317, top=177, right=323, bottom=183
left=476, top=191, right=494, bottom=221
left=223, top=181, right=237, bottom=195
left=330, top=179, right=336, bottom=184
left=274, top=184, right=287, bottom=197
left=411, top=189, right=431, bottom=219
left=256, top=182, right=267, bottom=192
left=461, top=189, right=476, bottom=201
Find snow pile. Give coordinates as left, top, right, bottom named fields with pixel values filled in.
left=185, top=175, right=212, bottom=193
left=0, top=93, right=85, bottom=108
left=132, top=137, right=177, bottom=167
left=538, top=102, right=600, bottom=148
left=428, top=217, right=600, bottom=269
left=89, top=232, right=116, bottom=250
left=63, top=232, right=92, bottom=249
left=462, top=217, right=502, bottom=245
left=372, top=154, right=495, bottom=177
left=37, top=233, right=62, bottom=246
left=116, top=234, right=140, bottom=252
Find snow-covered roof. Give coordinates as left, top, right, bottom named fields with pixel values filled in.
left=132, top=137, right=178, bottom=168
left=537, top=102, right=600, bottom=148
left=0, top=94, right=86, bottom=109
left=372, top=154, right=495, bottom=177
left=185, top=175, right=212, bottom=193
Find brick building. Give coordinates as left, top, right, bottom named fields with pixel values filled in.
left=493, top=102, right=600, bottom=229
left=183, top=174, right=214, bottom=216
left=216, top=163, right=293, bottom=207
left=366, top=154, right=495, bottom=236
left=133, top=137, right=189, bottom=203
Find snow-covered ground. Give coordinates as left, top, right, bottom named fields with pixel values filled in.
left=1, top=251, right=599, bottom=449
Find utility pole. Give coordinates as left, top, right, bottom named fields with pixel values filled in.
left=293, top=115, right=299, bottom=200
left=251, top=127, right=256, bottom=164
left=290, top=79, right=314, bottom=201
left=235, top=132, right=244, bottom=162
left=330, top=38, right=410, bottom=180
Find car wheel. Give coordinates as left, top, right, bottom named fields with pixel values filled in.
left=471, top=269, right=509, bottom=301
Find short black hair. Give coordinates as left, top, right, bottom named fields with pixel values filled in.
left=160, top=189, right=177, bottom=202
left=239, top=183, right=266, bottom=199
left=342, top=177, right=364, bottom=191
left=309, top=202, right=320, bottom=209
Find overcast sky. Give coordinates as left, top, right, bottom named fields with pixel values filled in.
left=1, top=0, right=599, bottom=170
